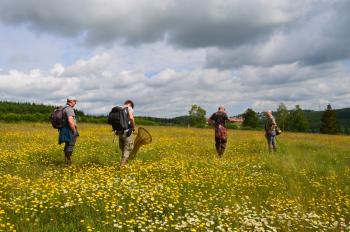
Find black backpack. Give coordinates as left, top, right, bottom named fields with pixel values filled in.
left=108, top=106, right=129, bottom=132
left=50, top=106, right=68, bottom=129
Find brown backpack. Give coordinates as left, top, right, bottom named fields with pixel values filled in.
left=215, top=125, right=227, bottom=140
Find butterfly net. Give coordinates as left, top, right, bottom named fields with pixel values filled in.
left=129, top=127, right=152, bottom=160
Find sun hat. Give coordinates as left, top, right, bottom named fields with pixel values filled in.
left=67, top=96, right=77, bottom=101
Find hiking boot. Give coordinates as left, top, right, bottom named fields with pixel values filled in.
left=65, top=152, right=72, bottom=166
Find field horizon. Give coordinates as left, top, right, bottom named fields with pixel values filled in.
left=0, top=123, right=349, bottom=231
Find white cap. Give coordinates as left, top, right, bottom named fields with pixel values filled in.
left=67, top=96, right=77, bottom=101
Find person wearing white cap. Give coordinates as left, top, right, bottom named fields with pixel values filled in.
left=58, top=96, right=79, bottom=165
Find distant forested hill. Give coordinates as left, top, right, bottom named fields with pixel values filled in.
left=1, top=101, right=350, bottom=133
left=257, top=108, right=350, bottom=134
left=0, top=101, right=55, bottom=114
left=0, top=101, right=190, bottom=126
left=303, top=108, right=350, bottom=134
left=0, top=101, right=104, bottom=123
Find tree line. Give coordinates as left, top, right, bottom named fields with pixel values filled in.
left=0, top=101, right=349, bottom=134
left=0, top=101, right=105, bottom=123
left=274, top=103, right=344, bottom=134
left=188, top=103, right=350, bottom=134
left=0, top=101, right=191, bottom=126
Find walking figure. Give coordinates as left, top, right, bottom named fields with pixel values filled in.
left=265, top=110, right=278, bottom=152
left=108, top=100, right=135, bottom=166
left=208, top=106, right=243, bottom=157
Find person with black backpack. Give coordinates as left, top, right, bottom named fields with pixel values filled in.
left=57, top=96, right=79, bottom=165
left=108, top=100, right=135, bottom=166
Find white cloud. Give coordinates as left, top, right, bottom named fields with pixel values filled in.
left=0, top=0, right=303, bottom=47
left=51, top=63, right=65, bottom=76
left=63, top=53, right=113, bottom=77
left=1, top=0, right=350, bottom=116
left=1, top=53, right=350, bottom=117
left=206, top=1, right=350, bottom=68
left=1, top=0, right=350, bottom=70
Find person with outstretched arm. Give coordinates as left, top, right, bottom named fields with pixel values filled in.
left=208, top=106, right=243, bottom=157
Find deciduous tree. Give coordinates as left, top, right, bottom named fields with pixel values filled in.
left=242, top=108, right=259, bottom=128
left=275, top=103, right=288, bottom=131
left=287, top=105, right=309, bottom=132
left=189, top=104, right=206, bottom=128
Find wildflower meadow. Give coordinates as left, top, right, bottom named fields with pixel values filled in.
left=0, top=123, right=349, bottom=231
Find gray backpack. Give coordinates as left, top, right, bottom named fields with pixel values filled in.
left=50, top=106, right=68, bottom=129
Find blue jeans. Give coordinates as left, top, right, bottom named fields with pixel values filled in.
left=265, top=133, right=277, bottom=152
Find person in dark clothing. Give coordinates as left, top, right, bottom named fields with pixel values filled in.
left=208, top=106, right=243, bottom=157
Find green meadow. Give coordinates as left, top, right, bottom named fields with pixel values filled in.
left=0, top=123, right=349, bottom=231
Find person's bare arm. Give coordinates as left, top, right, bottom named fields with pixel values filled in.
left=228, top=117, right=244, bottom=123
left=128, top=111, right=135, bottom=130
left=67, top=116, right=76, bottom=133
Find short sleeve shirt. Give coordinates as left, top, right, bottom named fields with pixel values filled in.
left=65, top=105, right=77, bottom=125
left=210, top=112, right=229, bottom=127
left=127, top=106, right=134, bottom=115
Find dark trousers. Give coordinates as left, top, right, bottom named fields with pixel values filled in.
left=215, top=137, right=227, bottom=156
left=64, top=132, right=78, bottom=154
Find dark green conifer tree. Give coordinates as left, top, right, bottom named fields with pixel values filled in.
left=320, top=104, right=339, bottom=134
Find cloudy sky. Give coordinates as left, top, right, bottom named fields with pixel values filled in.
left=1, top=0, right=350, bottom=117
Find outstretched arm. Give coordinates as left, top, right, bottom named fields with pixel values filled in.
left=228, top=117, right=244, bottom=123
